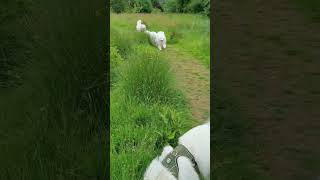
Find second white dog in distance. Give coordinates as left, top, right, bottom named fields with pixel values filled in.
left=136, top=20, right=147, bottom=32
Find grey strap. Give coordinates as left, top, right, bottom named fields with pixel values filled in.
left=161, top=144, right=201, bottom=179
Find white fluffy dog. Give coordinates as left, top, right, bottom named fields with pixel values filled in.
left=136, top=20, right=147, bottom=32
left=144, top=121, right=210, bottom=180
left=144, top=30, right=167, bottom=51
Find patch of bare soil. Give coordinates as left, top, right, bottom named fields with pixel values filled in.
left=165, top=48, right=210, bottom=121
left=214, top=0, right=320, bottom=179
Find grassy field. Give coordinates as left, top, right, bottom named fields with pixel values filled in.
left=0, top=0, right=107, bottom=179
left=111, top=13, right=210, bottom=67
left=110, top=13, right=208, bottom=179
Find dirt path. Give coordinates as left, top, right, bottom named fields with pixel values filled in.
left=214, top=0, right=320, bottom=179
left=164, top=47, right=210, bottom=122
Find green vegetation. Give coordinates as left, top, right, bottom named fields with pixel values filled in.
left=110, top=0, right=210, bottom=16
left=0, top=0, right=107, bottom=179
left=111, top=13, right=210, bottom=67
left=110, top=13, right=204, bottom=179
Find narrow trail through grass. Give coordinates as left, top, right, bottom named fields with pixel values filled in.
left=164, top=47, right=210, bottom=121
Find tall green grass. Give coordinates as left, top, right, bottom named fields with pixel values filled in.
left=118, top=46, right=177, bottom=104
left=110, top=15, right=196, bottom=179
left=0, top=0, right=107, bottom=179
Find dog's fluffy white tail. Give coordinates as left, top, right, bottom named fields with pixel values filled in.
left=144, top=30, right=150, bottom=35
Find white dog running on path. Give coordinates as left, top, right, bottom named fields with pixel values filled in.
left=144, top=121, right=210, bottom=180
left=144, top=30, right=167, bottom=51
left=136, top=20, right=147, bottom=32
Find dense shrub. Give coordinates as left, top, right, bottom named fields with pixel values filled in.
left=203, top=0, right=210, bottom=17
left=187, top=0, right=210, bottom=15
left=162, top=0, right=210, bottom=14
left=163, top=0, right=178, bottom=12
left=187, top=0, right=203, bottom=13
left=151, top=0, right=165, bottom=12
left=163, top=0, right=191, bottom=13
left=110, top=0, right=127, bottom=13
left=176, top=0, right=191, bottom=12
left=110, top=0, right=210, bottom=15
left=131, top=0, right=153, bottom=13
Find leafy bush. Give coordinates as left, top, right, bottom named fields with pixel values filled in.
left=163, top=0, right=179, bottom=12
left=151, top=0, right=165, bottom=12
left=187, top=0, right=203, bottom=13
left=131, top=0, right=153, bottom=13
left=203, top=1, right=210, bottom=17
left=110, top=0, right=127, bottom=13
left=109, top=0, right=211, bottom=14
left=180, top=0, right=192, bottom=12
left=156, top=106, right=184, bottom=147
left=187, top=0, right=210, bottom=15
left=163, top=0, right=210, bottom=15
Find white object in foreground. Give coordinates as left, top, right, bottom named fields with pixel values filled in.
left=144, top=121, right=210, bottom=180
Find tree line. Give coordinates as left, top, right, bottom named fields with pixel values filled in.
left=110, top=0, right=210, bottom=16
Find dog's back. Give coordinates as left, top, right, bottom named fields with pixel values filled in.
left=145, top=30, right=157, bottom=45
left=179, top=122, right=210, bottom=179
